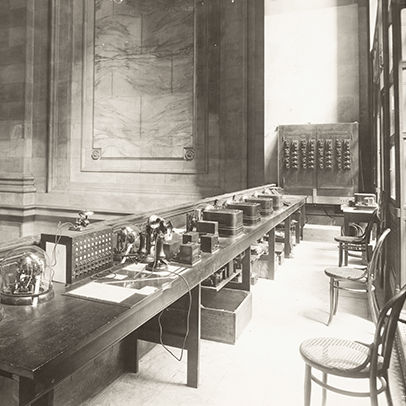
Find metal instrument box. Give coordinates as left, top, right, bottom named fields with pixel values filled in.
left=202, top=209, right=244, bottom=237
left=200, top=234, right=219, bottom=253
left=244, top=198, right=274, bottom=216
left=182, top=231, right=200, bottom=244
left=163, top=239, right=181, bottom=260
left=196, top=220, right=218, bottom=235
left=354, top=193, right=377, bottom=208
left=177, top=242, right=201, bottom=265
left=225, top=202, right=261, bottom=225
left=40, top=227, right=113, bottom=285
left=256, top=194, right=282, bottom=210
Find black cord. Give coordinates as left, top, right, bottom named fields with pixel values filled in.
left=157, top=268, right=192, bottom=362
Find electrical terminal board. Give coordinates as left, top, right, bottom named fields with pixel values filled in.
left=278, top=123, right=358, bottom=203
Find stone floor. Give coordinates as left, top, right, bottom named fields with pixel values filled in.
left=82, top=240, right=405, bottom=406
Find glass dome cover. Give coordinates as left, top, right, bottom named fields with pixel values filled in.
left=0, top=245, right=54, bottom=305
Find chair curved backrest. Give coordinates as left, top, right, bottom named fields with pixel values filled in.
left=367, top=228, right=391, bottom=323
left=370, top=284, right=406, bottom=375
left=367, top=228, right=391, bottom=284
left=359, top=209, right=379, bottom=243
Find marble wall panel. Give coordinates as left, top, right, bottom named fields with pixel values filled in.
left=95, top=55, right=173, bottom=97
left=93, top=0, right=194, bottom=160
left=172, top=55, right=194, bottom=92
left=142, top=7, right=193, bottom=56
left=94, top=96, right=142, bottom=157
left=140, top=93, right=193, bottom=156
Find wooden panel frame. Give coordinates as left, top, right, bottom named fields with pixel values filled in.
left=80, top=0, right=208, bottom=174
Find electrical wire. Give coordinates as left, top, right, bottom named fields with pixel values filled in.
left=50, top=221, right=75, bottom=268
left=157, top=268, right=192, bottom=362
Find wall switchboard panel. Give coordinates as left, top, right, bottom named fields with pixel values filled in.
left=277, top=123, right=358, bottom=204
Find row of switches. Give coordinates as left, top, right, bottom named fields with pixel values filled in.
left=282, top=139, right=351, bottom=170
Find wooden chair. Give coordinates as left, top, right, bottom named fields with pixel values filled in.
left=335, top=209, right=379, bottom=266
left=300, top=283, right=406, bottom=406
left=324, top=228, right=390, bottom=325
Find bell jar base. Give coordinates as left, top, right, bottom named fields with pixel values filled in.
left=0, top=287, right=54, bottom=306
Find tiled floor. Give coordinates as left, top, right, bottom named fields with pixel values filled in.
left=83, top=240, right=405, bottom=406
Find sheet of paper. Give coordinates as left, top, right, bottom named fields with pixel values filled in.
left=123, top=263, right=183, bottom=277
left=123, top=263, right=147, bottom=272
left=66, top=281, right=136, bottom=303
left=138, top=265, right=183, bottom=277
left=137, top=286, right=158, bottom=295
left=113, top=274, right=128, bottom=280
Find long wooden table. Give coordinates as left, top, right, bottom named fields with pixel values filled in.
left=0, top=196, right=305, bottom=406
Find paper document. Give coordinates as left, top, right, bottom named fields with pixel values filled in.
left=123, top=263, right=147, bottom=272
left=123, top=263, right=183, bottom=277
left=66, top=281, right=137, bottom=303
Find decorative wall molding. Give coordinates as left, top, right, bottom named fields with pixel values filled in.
left=0, top=177, right=36, bottom=194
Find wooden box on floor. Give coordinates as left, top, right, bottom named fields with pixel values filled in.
left=201, top=287, right=252, bottom=344
left=252, top=253, right=279, bottom=278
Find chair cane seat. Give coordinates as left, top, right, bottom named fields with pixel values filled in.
left=300, top=337, right=375, bottom=377
left=334, top=235, right=364, bottom=244
left=324, top=266, right=367, bottom=281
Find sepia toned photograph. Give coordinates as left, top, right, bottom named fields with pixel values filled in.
left=0, top=0, right=405, bottom=405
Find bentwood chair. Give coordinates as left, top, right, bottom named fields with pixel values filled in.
left=324, top=228, right=390, bottom=325
left=335, top=209, right=379, bottom=266
left=300, top=283, right=406, bottom=406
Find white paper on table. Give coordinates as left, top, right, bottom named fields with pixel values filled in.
left=123, top=263, right=146, bottom=272
left=113, top=274, right=128, bottom=280
left=66, top=281, right=137, bottom=303
left=138, top=265, right=183, bottom=277
left=137, top=286, right=158, bottom=295
left=123, top=263, right=183, bottom=277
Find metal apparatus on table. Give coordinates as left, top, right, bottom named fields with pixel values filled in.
left=0, top=245, right=54, bottom=306
left=225, top=195, right=261, bottom=225
left=202, top=200, right=244, bottom=237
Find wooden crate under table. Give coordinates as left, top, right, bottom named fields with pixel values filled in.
left=201, top=287, right=252, bottom=344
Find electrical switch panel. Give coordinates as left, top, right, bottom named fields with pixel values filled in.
left=283, top=139, right=290, bottom=169
left=277, top=123, right=358, bottom=203
left=324, top=139, right=333, bottom=169
left=300, top=140, right=307, bottom=169
left=308, top=140, right=315, bottom=169
left=335, top=139, right=343, bottom=170
left=318, top=140, right=325, bottom=169
left=291, top=140, right=299, bottom=169
left=343, top=139, right=351, bottom=170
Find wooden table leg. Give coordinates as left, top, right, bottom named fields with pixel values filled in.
left=284, top=215, right=292, bottom=258
left=18, top=377, right=54, bottom=406
left=32, top=391, right=54, bottom=406
left=240, top=247, right=251, bottom=291
left=300, top=205, right=306, bottom=240
left=267, top=229, right=275, bottom=280
left=295, top=212, right=301, bottom=244
left=124, top=330, right=139, bottom=373
left=187, top=284, right=201, bottom=388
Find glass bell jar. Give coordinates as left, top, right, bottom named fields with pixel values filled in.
left=0, top=245, right=54, bottom=306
